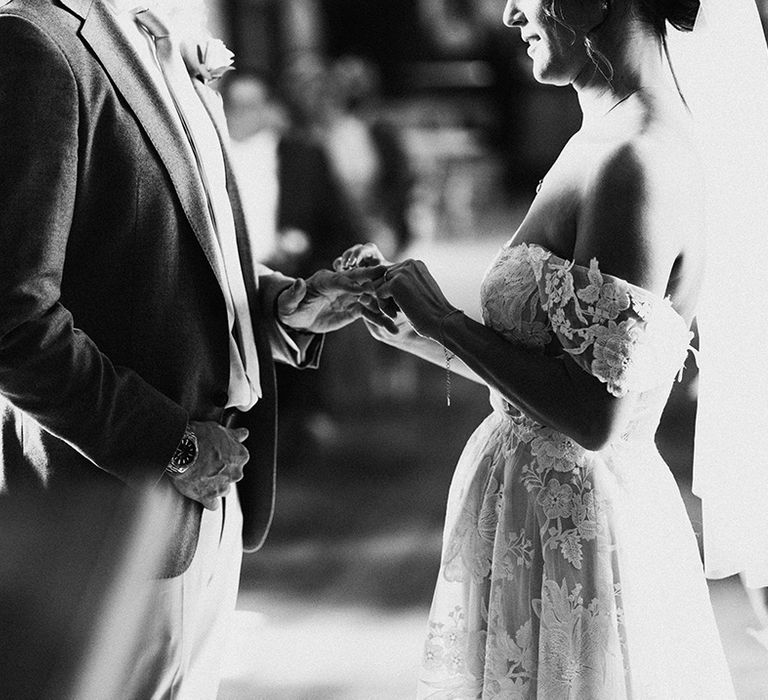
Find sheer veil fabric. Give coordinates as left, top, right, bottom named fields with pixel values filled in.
left=666, top=0, right=768, bottom=587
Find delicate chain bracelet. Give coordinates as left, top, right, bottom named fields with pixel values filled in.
left=439, top=308, right=463, bottom=406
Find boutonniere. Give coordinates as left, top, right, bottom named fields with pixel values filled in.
left=180, top=37, right=235, bottom=85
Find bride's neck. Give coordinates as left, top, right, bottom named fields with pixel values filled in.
left=574, top=18, right=667, bottom=120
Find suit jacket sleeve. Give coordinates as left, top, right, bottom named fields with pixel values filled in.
left=0, top=17, right=188, bottom=488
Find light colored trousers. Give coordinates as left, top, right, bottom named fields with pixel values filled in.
left=125, top=491, right=243, bottom=700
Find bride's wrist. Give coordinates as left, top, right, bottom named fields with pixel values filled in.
left=434, top=307, right=463, bottom=343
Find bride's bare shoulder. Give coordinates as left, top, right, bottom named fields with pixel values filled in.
left=571, top=131, right=703, bottom=295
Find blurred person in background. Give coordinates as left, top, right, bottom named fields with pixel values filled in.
left=283, top=54, right=415, bottom=262
left=220, top=68, right=289, bottom=265
left=224, top=68, right=364, bottom=465
left=337, top=0, right=746, bottom=695
left=325, top=55, right=415, bottom=260
left=0, top=0, right=394, bottom=697
left=223, top=68, right=363, bottom=278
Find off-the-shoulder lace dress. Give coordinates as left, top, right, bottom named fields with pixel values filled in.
left=417, top=243, right=735, bottom=699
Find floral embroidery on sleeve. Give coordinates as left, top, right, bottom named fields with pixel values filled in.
left=526, top=245, right=692, bottom=397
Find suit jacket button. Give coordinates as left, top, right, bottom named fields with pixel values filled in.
left=212, top=390, right=229, bottom=408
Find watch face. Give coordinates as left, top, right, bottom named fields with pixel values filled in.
left=174, top=437, right=197, bottom=467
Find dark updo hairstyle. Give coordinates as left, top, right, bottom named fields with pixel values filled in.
left=637, top=0, right=700, bottom=35
left=543, top=0, right=700, bottom=81
left=543, top=0, right=700, bottom=37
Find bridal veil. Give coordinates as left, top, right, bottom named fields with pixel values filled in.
left=667, top=0, right=768, bottom=587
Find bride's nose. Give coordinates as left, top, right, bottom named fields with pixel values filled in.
left=503, top=1, right=525, bottom=27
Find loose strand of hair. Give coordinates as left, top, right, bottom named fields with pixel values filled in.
left=584, top=36, right=615, bottom=84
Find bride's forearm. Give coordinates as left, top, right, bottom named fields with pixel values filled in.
left=438, top=311, right=630, bottom=450
left=366, top=317, right=484, bottom=385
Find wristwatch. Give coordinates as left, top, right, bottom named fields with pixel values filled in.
left=166, top=424, right=198, bottom=475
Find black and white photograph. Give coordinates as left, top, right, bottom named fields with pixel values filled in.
left=1, top=0, right=768, bottom=697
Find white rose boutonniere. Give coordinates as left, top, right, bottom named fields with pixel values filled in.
left=181, top=37, right=235, bottom=84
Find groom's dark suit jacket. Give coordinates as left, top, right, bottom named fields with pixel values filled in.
left=0, top=0, right=319, bottom=576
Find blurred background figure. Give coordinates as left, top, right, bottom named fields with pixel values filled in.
left=321, top=55, right=415, bottom=260
left=223, top=69, right=288, bottom=264
left=223, top=66, right=365, bottom=470
left=223, top=67, right=363, bottom=280
left=277, top=52, right=416, bottom=260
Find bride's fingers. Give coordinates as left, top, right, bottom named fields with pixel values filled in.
left=379, top=297, right=400, bottom=317
left=341, top=265, right=387, bottom=285
left=357, top=293, right=399, bottom=331
left=359, top=303, right=399, bottom=334
left=359, top=292, right=399, bottom=318
left=369, top=262, right=406, bottom=293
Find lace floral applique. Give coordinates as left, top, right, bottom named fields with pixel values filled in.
left=481, top=246, right=552, bottom=349
left=530, top=428, right=584, bottom=473
left=534, top=580, right=624, bottom=697
left=422, top=606, right=487, bottom=696
left=484, top=600, right=535, bottom=698
left=524, top=244, right=692, bottom=397
left=522, top=437, right=604, bottom=571
left=496, top=530, right=535, bottom=580
left=444, top=469, right=503, bottom=584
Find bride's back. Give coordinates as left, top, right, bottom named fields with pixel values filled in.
left=511, top=85, right=705, bottom=323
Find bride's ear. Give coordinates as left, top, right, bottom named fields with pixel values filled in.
left=560, top=0, right=610, bottom=35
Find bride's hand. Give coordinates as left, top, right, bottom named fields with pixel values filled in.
left=375, top=259, right=458, bottom=340
left=333, top=242, right=392, bottom=271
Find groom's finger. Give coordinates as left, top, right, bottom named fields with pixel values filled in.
left=341, top=265, right=387, bottom=283
left=326, top=272, right=368, bottom=294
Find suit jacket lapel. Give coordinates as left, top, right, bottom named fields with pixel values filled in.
left=64, top=0, right=230, bottom=296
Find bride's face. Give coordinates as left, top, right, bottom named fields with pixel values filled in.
left=503, top=0, right=599, bottom=85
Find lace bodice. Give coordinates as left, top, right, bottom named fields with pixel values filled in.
left=480, top=242, right=693, bottom=399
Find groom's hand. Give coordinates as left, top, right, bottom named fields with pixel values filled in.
left=277, top=267, right=398, bottom=334
left=167, top=420, right=249, bottom=510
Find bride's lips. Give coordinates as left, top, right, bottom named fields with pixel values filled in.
left=522, top=33, right=540, bottom=55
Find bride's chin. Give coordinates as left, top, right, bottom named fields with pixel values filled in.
left=531, top=66, right=572, bottom=88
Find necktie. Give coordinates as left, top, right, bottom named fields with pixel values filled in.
left=134, top=8, right=260, bottom=408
